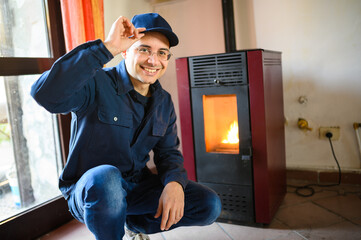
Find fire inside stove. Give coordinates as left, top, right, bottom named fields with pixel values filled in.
left=203, top=94, right=239, bottom=154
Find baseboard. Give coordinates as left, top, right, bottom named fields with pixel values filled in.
left=287, top=168, right=361, bottom=185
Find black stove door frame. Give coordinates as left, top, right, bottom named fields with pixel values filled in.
left=190, top=85, right=252, bottom=186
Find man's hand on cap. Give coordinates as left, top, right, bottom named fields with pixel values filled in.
left=104, top=16, right=146, bottom=57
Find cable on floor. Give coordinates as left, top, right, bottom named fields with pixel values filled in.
left=287, top=132, right=342, bottom=197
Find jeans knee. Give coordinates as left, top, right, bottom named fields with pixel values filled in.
left=86, top=165, right=122, bottom=190
left=83, top=165, right=126, bottom=214
left=189, top=184, right=222, bottom=226
left=203, top=192, right=222, bottom=225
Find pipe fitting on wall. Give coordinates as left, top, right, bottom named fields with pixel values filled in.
left=353, top=122, right=361, bottom=163
left=298, top=96, right=308, bottom=104
left=298, top=118, right=312, bottom=131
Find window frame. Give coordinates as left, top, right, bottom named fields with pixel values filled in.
left=0, top=0, right=72, bottom=239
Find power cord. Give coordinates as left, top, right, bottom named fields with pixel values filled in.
left=288, top=132, right=342, bottom=197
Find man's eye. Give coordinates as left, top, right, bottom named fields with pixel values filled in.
left=158, top=50, right=168, bottom=56
left=139, top=48, right=150, bottom=53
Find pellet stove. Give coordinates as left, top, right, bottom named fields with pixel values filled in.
left=176, top=50, right=286, bottom=224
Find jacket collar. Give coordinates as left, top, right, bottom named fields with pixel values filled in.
left=115, top=60, right=134, bottom=95
left=115, top=60, right=164, bottom=97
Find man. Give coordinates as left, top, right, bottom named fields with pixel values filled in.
left=31, top=13, right=221, bottom=240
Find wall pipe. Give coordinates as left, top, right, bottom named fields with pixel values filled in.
left=354, top=123, right=361, bottom=164
left=222, top=0, right=236, bottom=53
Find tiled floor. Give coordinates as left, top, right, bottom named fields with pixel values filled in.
left=38, top=182, right=361, bottom=240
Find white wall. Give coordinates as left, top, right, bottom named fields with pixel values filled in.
left=104, top=0, right=361, bottom=171
left=234, top=0, right=361, bottom=170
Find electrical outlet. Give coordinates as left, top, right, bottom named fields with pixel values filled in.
left=319, top=127, right=340, bottom=140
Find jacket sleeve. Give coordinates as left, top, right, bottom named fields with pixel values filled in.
left=153, top=100, right=188, bottom=189
left=30, top=39, right=113, bottom=114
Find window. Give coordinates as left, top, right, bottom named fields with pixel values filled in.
left=0, top=0, right=50, bottom=58
left=0, top=0, right=72, bottom=239
left=0, top=75, right=62, bottom=220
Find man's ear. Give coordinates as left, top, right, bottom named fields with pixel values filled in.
left=121, top=51, right=126, bottom=59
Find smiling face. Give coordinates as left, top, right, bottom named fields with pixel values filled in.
left=124, top=32, right=170, bottom=89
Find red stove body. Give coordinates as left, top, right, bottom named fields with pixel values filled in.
left=176, top=50, right=286, bottom=224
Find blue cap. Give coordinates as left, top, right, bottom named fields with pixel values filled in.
left=131, top=13, right=179, bottom=47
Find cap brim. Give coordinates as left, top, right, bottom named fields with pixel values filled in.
left=142, top=28, right=179, bottom=47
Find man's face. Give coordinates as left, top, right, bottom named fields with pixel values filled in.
left=124, top=32, right=170, bottom=85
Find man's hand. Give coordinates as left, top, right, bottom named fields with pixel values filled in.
left=104, top=16, right=146, bottom=57
left=154, top=181, right=185, bottom=231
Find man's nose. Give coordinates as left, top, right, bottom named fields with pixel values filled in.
left=147, top=52, right=159, bottom=64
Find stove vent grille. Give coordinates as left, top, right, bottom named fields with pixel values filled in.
left=189, top=52, right=247, bottom=87
left=201, top=182, right=254, bottom=223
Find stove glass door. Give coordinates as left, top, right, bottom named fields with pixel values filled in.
left=203, top=94, right=239, bottom=154
left=191, top=85, right=252, bottom=185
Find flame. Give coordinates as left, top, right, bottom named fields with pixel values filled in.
left=222, top=121, right=239, bottom=144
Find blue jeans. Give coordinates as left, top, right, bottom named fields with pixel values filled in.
left=67, top=165, right=222, bottom=240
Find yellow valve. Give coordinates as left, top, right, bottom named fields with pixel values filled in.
left=298, top=118, right=312, bottom=131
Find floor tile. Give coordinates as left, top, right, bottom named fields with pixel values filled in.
left=38, top=220, right=95, bottom=240
left=267, top=218, right=291, bottom=229
left=38, top=219, right=165, bottom=240
left=312, top=194, right=361, bottom=221
left=274, top=201, right=344, bottom=229
left=351, top=217, right=361, bottom=226
left=318, top=184, right=361, bottom=195
left=296, top=220, right=361, bottom=240
left=36, top=183, right=361, bottom=240
left=161, top=223, right=231, bottom=240
left=219, top=222, right=305, bottom=240
left=283, top=188, right=338, bottom=208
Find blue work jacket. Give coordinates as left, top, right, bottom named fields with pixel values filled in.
left=31, top=40, right=188, bottom=199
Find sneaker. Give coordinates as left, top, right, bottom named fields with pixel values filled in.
left=124, top=227, right=150, bottom=240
